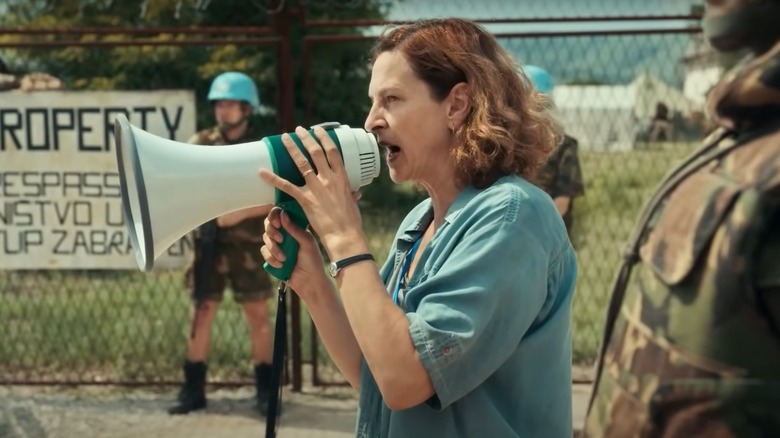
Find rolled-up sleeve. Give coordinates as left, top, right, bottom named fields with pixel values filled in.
left=404, top=196, right=554, bottom=410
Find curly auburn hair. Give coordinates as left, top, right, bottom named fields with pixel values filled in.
left=370, top=18, right=563, bottom=189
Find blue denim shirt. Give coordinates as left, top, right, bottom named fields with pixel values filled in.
left=355, top=174, right=576, bottom=438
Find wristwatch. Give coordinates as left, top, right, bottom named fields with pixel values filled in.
left=329, top=253, right=375, bottom=278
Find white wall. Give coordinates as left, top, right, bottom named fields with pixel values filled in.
left=683, top=65, right=723, bottom=107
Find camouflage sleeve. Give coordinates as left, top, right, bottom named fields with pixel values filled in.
left=187, top=131, right=205, bottom=145
left=755, top=208, right=780, bottom=334
left=187, top=128, right=221, bottom=146
left=551, top=136, right=585, bottom=198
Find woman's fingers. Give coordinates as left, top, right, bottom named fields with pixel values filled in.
left=280, top=129, right=321, bottom=182
left=293, top=126, right=334, bottom=178
left=312, top=126, right=346, bottom=175
left=278, top=210, right=312, bottom=244
left=260, top=244, right=283, bottom=268
left=262, top=231, right=287, bottom=263
left=264, top=207, right=284, bottom=243
left=261, top=207, right=286, bottom=267
left=258, top=168, right=303, bottom=201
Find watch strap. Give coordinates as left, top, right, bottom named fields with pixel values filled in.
left=335, top=253, right=374, bottom=271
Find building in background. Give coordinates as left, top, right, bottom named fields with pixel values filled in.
left=680, top=34, right=723, bottom=108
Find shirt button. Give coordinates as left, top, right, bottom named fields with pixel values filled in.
left=442, top=346, right=452, bottom=356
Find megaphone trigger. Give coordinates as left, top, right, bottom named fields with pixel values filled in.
left=262, top=200, right=307, bottom=282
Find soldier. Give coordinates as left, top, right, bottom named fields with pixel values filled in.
left=0, top=57, right=17, bottom=91
left=648, top=101, right=674, bottom=143
left=583, top=0, right=780, bottom=436
left=169, top=71, right=276, bottom=416
left=0, top=58, right=63, bottom=92
left=524, top=65, right=585, bottom=238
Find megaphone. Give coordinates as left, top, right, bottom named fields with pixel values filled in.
left=113, top=114, right=381, bottom=280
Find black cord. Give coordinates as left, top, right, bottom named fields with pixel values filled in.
left=265, top=281, right=288, bottom=438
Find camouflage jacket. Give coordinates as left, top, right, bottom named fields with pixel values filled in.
left=535, top=135, right=585, bottom=232
left=188, top=126, right=265, bottom=245
left=583, top=42, right=780, bottom=437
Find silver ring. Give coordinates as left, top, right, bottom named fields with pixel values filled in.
left=301, top=169, right=314, bottom=177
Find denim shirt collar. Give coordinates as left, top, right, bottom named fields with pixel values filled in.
left=397, top=186, right=481, bottom=246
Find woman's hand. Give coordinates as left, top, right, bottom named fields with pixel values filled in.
left=258, top=126, right=371, bottom=261
left=260, top=206, right=327, bottom=296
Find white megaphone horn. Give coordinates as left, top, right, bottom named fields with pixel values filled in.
left=113, top=114, right=381, bottom=280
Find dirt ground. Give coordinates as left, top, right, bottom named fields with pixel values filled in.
left=0, top=381, right=591, bottom=438
left=0, top=383, right=359, bottom=438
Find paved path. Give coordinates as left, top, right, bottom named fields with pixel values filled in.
left=0, top=384, right=592, bottom=438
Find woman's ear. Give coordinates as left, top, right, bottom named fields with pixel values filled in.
left=447, top=82, right=471, bottom=128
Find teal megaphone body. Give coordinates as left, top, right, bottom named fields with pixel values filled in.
left=113, top=115, right=381, bottom=281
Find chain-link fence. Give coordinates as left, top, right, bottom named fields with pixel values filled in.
left=1, top=0, right=713, bottom=391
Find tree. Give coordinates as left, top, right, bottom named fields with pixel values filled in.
left=1, top=0, right=419, bottom=210
left=0, top=0, right=385, bottom=129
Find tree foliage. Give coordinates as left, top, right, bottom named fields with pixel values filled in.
left=2, top=0, right=376, bottom=127
left=2, top=0, right=422, bottom=210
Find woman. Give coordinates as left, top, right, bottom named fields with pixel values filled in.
left=260, top=18, right=576, bottom=438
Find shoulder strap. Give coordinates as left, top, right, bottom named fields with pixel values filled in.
left=587, top=127, right=744, bottom=412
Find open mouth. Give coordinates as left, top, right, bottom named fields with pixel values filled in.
left=379, top=140, right=401, bottom=160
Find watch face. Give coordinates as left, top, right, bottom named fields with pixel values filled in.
left=329, top=262, right=338, bottom=278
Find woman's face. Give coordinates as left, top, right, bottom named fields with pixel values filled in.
left=364, top=50, right=454, bottom=186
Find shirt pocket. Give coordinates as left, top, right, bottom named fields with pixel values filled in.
left=401, top=270, right=431, bottom=311
left=646, top=378, right=780, bottom=437
left=639, top=171, right=742, bottom=286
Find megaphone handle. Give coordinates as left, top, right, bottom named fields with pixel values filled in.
left=263, top=201, right=309, bottom=282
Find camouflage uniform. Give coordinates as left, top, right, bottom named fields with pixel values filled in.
left=183, top=126, right=272, bottom=303
left=582, top=41, right=780, bottom=437
left=534, top=134, right=585, bottom=234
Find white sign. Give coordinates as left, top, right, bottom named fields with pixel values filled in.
left=0, top=90, right=196, bottom=270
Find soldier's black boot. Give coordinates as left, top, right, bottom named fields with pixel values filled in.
left=254, top=363, right=275, bottom=417
left=168, top=361, right=207, bottom=415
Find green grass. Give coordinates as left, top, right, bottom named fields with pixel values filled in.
left=0, top=270, right=251, bottom=382
left=568, top=142, right=697, bottom=362
left=0, top=143, right=699, bottom=382
left=0, top=213, right=405, bottom=384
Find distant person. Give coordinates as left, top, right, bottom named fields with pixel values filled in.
left=0, top=58, right=63, bottom=92
left=649, top=101, right=674, bottom=142
left=168, top=71, right=276, bottom=417
left=523, top=65, right=585, bottom=240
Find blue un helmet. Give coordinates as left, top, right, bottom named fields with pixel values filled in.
left=207, top=71, right=260, bottom=109
left=523, top=65, right=554, bottom=95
